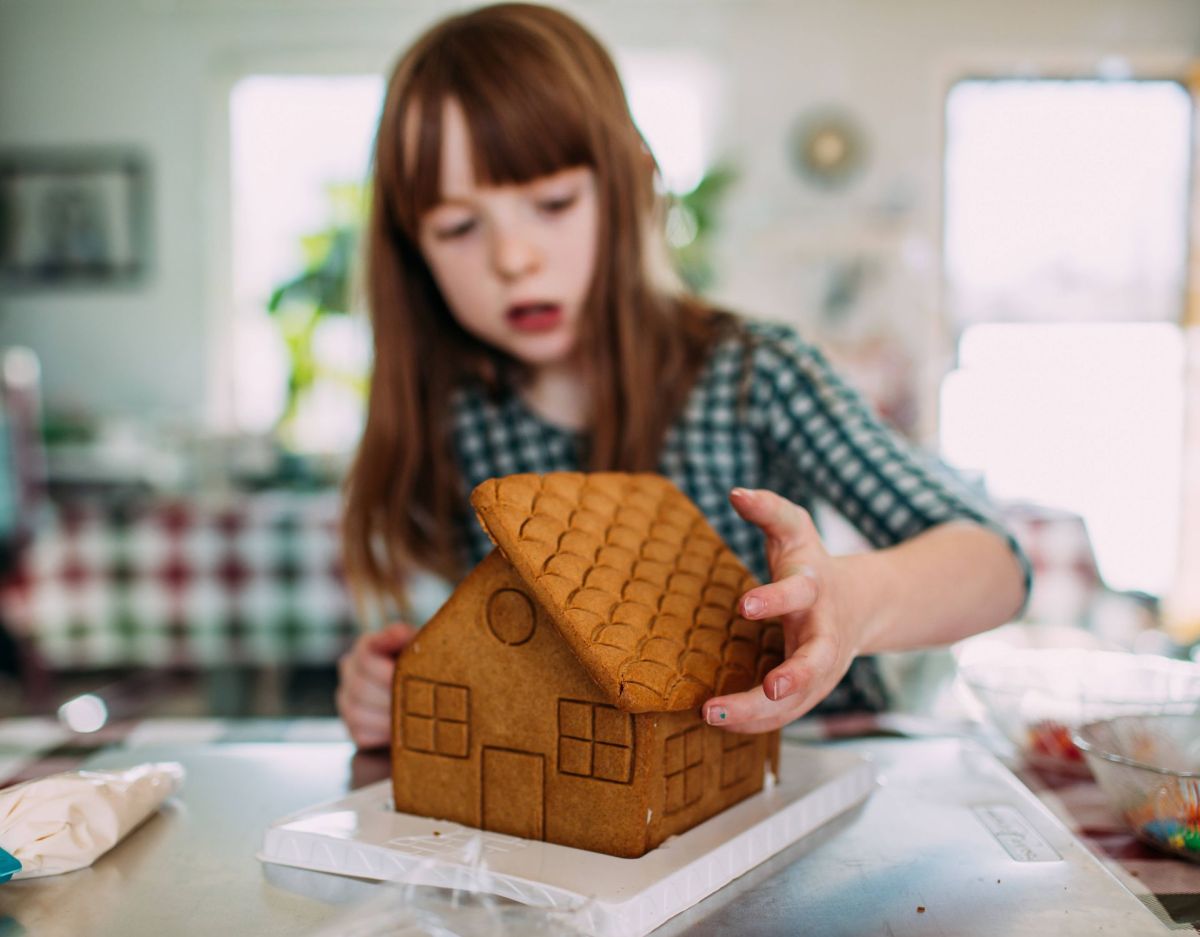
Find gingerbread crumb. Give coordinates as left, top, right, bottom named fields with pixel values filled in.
left=917, top=906, right=926, bottom=913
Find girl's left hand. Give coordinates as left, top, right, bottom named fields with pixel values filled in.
left=702, top=487, right=866, bottom=734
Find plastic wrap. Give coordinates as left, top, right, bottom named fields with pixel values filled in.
left=306, top=836, right=587, bottom=936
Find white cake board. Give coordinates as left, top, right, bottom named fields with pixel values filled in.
left=258, top=745, right=874, bottom=937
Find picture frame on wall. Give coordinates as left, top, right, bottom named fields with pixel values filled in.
left=0, top=148, right=150, bottom=288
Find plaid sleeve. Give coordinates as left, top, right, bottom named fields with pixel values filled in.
left=748, top=323, right=1032, bottom=607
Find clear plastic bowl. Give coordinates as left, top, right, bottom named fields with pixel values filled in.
left=959, top=649, right=1200, bottom=772
left=1073, top=714, right=1200, bottom=863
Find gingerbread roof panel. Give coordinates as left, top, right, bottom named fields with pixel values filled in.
left=470, top=472, right=784, bottom=713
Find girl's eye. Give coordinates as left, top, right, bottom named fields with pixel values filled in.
left=434, top=217, right=477, bottom=240
left=537, top=192, right=578, bottom=215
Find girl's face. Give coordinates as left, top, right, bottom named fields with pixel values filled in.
left=417, top=100, right=599, bottom=371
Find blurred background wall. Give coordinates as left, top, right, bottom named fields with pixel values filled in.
left=0, top=0, right=1194, bottom=426
left=1, top=0, right=1198, bottom=717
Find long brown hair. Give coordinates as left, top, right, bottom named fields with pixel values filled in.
left=343, top=2, right=733, bottom=611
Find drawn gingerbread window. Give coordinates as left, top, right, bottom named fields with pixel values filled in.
left=664, top=725, right=705, bottom=814
left=402, top=678, right=469, bottom=758
left=557, top=699, right=633, bottom=783
left=720, top=732, right=755, bottom=788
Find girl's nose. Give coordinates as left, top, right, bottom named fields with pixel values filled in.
left=490, top=227, right=541, bottom=281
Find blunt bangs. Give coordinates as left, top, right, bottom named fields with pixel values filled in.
left=399, top=19, right=597, bottom=226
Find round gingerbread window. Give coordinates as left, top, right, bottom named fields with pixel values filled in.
left=485, top=588, right=536, bottom=645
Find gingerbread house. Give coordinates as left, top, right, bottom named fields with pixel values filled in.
left=390, top=472, right=784, bottom=858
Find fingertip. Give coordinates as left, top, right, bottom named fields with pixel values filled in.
left=766, top=672, right=795, bottom=701
left=741, top=594, right=765, bottom=618
left=729, top=487, right=766, bottom=515
left=703, top=701, right=730, bottom=726
left=370, top=623, right=416, bottom=653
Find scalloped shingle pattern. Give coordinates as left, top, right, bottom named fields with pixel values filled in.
left=471, top=472, right=784, bottom=713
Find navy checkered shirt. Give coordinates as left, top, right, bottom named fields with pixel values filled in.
left=449, top=318, right=1030, bottom=715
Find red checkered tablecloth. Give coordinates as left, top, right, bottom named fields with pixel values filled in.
left=0, top=494, right=1104, bottom=671
left=0, top=491, right=358, bottom=668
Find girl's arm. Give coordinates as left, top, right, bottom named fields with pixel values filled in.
left=839, top=518, right=1027, bottom=653
left=745, top=323, right=1032, bottom=603
left=701, top=324, right=1030, bottom=732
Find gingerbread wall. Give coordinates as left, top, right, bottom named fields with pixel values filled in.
left=392, top=549, right=657, bottom=857
left=392, top=547, right=775, bottom=858
left=640, top=710, right=775, bottom=851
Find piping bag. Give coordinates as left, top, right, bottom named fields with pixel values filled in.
left=0, top=762, right=184, bottom=881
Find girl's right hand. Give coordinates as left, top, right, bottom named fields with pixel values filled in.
left=336, top=622, right=417, bottom=749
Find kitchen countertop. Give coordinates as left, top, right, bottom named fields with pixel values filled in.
left=0, top=717, right=1191, bottom=936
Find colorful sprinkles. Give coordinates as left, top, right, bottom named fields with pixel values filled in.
left=1027, top=720, right=1084, bottom=764
left=1126, top=779, right=1200, bottom=861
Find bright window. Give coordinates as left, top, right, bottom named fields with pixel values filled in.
left=618, top=52, right=718, bottom=195
left=940, top=79, right=1191, bottom=597
left=228, top=75, right=382, bottom=449
left=939, top=323, right=1184, bottom=595
left=944, top=79, right=1190, bottom=325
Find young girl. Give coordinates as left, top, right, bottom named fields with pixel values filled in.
left=336, top=2, right=1029, bottom=749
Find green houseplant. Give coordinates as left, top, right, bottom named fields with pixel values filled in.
left=668, top=163, right=737, bottom=294
left=266, top=182, right=369, bottom=449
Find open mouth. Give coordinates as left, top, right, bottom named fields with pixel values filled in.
left=505, top=303, right=564, bottom=333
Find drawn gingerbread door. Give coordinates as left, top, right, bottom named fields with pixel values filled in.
left=481, top=747, right=545, bottom=840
